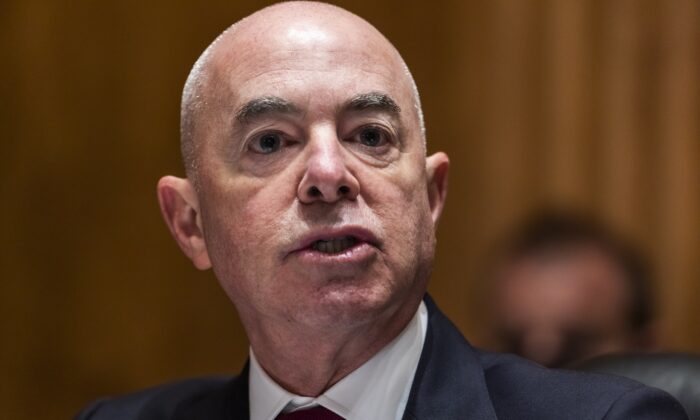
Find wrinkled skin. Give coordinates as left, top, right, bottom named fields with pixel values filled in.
left=158, top=2, right=449, bottom=395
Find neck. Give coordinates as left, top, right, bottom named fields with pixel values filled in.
left=247, top=297, right=421, bottom=396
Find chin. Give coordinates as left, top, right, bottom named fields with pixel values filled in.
left=299, top=279, right=418, bottom=328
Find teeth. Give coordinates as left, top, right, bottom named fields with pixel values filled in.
left=312, top=236, right=357, bottom=254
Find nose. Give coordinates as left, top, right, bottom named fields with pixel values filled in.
left=297, top=131, right=360, bottom=204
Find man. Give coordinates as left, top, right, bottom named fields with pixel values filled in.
left=76, top=2, right=687, bottom=419
left=487, top=211, right=657, bottom=368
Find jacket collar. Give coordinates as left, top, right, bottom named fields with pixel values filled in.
left=401, top=295, right=497, bottom=420
left=172, top=363, right=249, bottom=420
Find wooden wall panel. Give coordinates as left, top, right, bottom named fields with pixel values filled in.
left=543, top=0, right=591, bottom=206
left=2, top=1, right=699, bottom=419
left=655, top=0, right=699, bottom=349
left=599, top=0, right=643, bottom=232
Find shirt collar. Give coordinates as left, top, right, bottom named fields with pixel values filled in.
left=249, top=301, right=428, bottom=420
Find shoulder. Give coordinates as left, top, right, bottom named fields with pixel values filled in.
left=419, top=296, right=687, bottom=419
left=74, top=376, right=234, bottom=420
left=477, top=350, right=688, bottom=420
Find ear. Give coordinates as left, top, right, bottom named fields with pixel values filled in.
left=156, top=176, right=211, bottom=270
left=425, top=152, right=450, bottom=226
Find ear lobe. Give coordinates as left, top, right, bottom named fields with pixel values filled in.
left=425, top=152, right=450, bottom=226
left=157, top=176, right=212, bottom=270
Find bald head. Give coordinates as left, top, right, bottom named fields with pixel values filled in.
left=180, top=1, right=425, bottom=182
left=158, top=3, right=450, bottom=386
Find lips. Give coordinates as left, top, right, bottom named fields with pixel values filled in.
left=289, top=226, right=380, bottom=257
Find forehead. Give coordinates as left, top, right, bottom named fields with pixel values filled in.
left=209, top=22, right=411, bottom=113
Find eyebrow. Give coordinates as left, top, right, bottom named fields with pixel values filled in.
left=343, top=91, right=401, bottom=117
left=234, top=91, right=401, bottom=125
left=235, top=96, right=301, bottom=124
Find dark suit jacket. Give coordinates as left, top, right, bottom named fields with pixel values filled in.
left=76, top=296, right=688, bottom=419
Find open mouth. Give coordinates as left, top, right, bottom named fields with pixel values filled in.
left=288, top=227, right=379, bottom=262
left=311, top=236, right=358, bottom=254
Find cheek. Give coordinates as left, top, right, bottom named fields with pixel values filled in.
left=200, top=179, right=294, bottom=292
left=372, top=168, right=435, bottom=265
left=208, top=170, right=297, bottom=239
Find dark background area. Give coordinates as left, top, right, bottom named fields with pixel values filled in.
left=2, top=1, right=698, bottom=418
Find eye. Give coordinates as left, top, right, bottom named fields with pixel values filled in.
left=358, top=126, right=388, bottom=147
left=342, top=122, right=399, bottom=165
left=250, top=132, right=283, bottom=154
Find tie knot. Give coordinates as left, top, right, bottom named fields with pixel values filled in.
left=275, top=405, right=344, bottom=420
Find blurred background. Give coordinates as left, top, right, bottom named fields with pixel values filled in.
left=2, top=0, right=698, bottom=418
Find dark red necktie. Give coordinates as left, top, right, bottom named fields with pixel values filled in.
left=275, top=406, right=344, bottom=420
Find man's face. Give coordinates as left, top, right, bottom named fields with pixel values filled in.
left=189, top=20, right=445, bottom=332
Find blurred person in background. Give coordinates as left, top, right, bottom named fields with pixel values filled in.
left=487, top=210, right=657, bottom=368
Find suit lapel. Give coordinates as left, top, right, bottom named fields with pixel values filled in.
left=226, top=363, right=250, bottom=419
left=402, top=295, right=498, bottom=420
left=172, top=363, right=250, bottom=420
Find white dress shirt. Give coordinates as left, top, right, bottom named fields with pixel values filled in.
left=249, top=301, right=428, bottom=420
